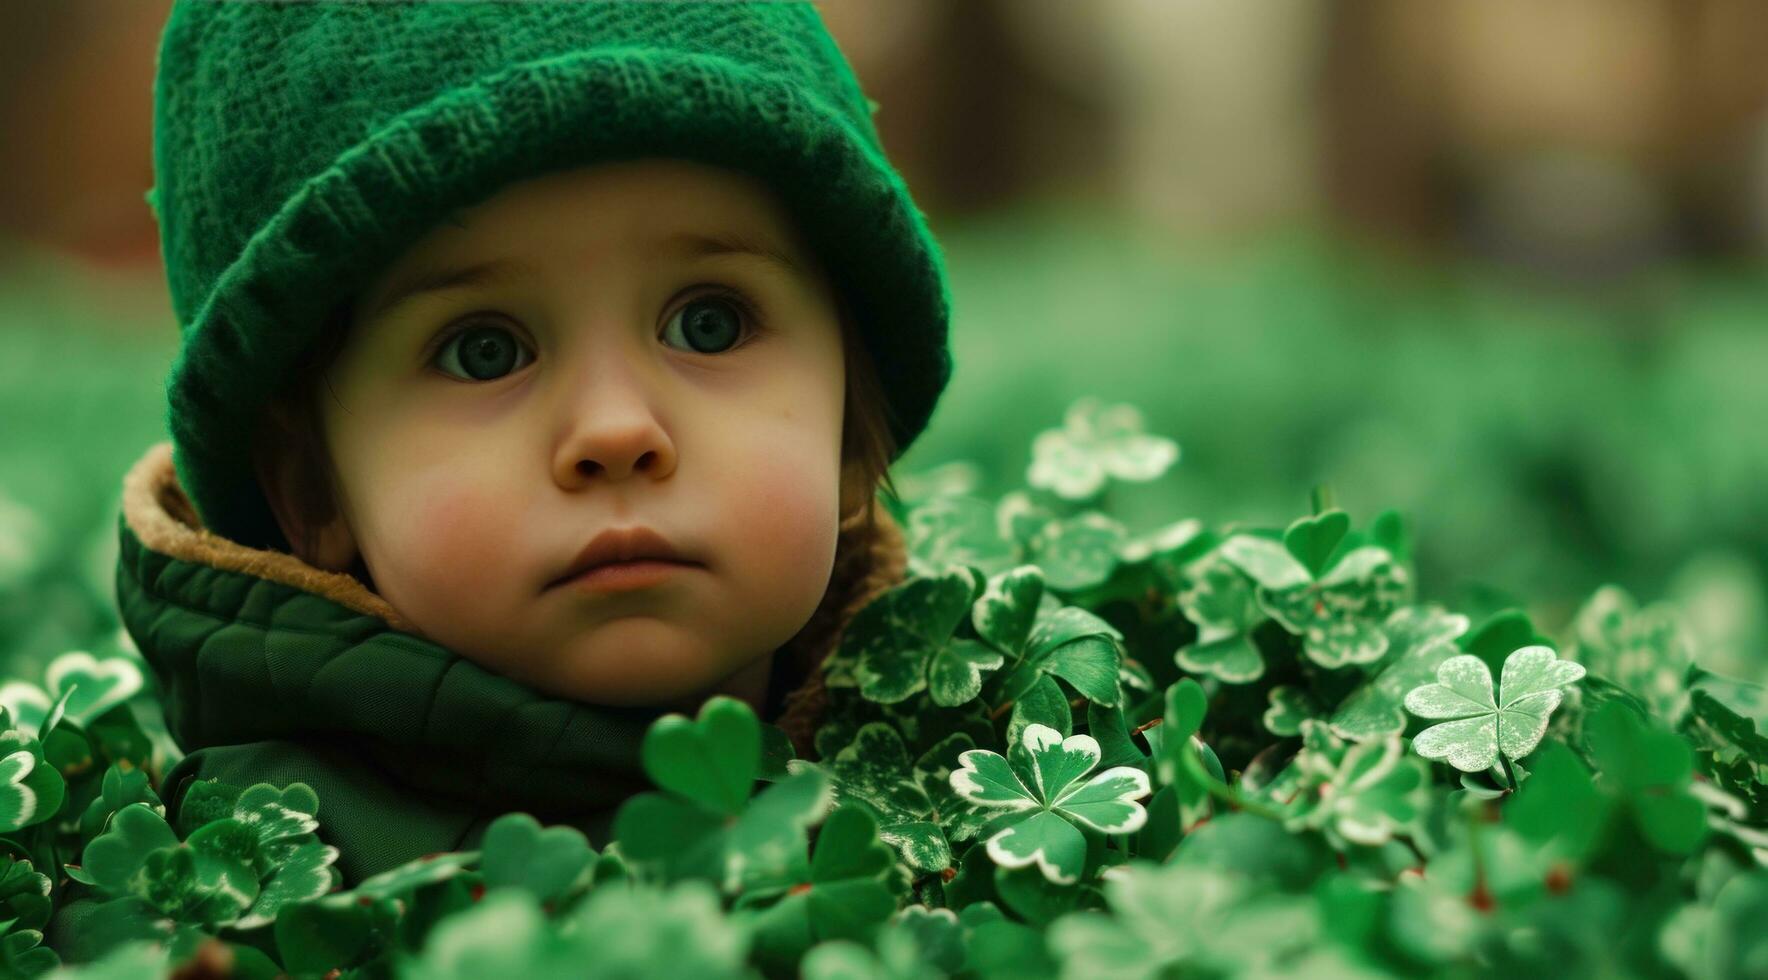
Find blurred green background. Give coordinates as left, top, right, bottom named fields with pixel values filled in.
left=2, top=0, right=1764, bottom=691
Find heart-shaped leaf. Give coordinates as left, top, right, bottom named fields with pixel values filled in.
left=640, top=695, right=760, bottom=816
left=478, top=812, right=595, bottom=905
left=44, top=651, right=143, bottom=725
left=1283, top=510, right=1351, bottom=579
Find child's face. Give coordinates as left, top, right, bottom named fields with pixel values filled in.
left=278, top=159, right=848, bottom=710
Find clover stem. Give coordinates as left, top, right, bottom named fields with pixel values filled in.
left=988, top=699, right=1015, bottom=722
left=1184, top=752, right=1285, bottom=821
left=1499, top=755, right=1518, bottom=793
left=1395, top=834, right=1429, bottom=869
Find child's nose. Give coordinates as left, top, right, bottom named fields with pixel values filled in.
left=553, top=411, right=678, bottom=486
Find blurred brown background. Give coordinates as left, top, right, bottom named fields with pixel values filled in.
left=12, top=0, right=1768, bottom=289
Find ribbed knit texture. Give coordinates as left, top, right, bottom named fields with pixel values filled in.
left=150, top=0, right=954, bottom=550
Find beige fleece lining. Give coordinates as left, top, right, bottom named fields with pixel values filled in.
left=121, top=442, right=421, bottom=633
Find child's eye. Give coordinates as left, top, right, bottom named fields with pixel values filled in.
left=429, top=289, right=759, bottom=382
left=660, top=290, right=759, bottom=355
left=432, top=319, right=535, bottom=382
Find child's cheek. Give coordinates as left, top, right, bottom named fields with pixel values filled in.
left=368, top=465, right=519, bottom=620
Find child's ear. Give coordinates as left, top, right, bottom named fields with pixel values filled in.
left=253, top=425, right=360, bottom=573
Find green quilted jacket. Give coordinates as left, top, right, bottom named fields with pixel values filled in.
left=109, top=441, right=908, bottom=884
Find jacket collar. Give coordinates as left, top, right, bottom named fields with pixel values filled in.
left=116, top=442, right=907, bottom=813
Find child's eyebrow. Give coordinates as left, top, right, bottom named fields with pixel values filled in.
left=365, top=231, right=809, bottom=323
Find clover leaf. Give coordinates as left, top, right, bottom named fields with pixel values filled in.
left=903, top=494, right=1021, bottom=580
left=641, top=693, right=763, bottom=815
left=1282, top=722, right=1428, bottom=847
left=1220, top=513, right=1410, bottom=669
left=849, top=568, right=1003, bottom=707
left=1262, top=686, right=1322, bottom=737
left=477, top=812, right=596, bottom=908
left=235, top=839, right=339, bottom=929
left=990, top=599, right=1126, bottom=712
left=1569, top=585, right=1694, bottom=722
left=1025, top=512, right=1130, bottom=593
left=1328, top=605, right=1470, bottom=741
left=736, top=805, right=900, bottom=974
left=0, top=732, right=62, bottom=836
left=618, top=697, right=834, bottom=893
left=950, top=723, right=1151, bottom=885
left=1404, top=646, right=1586, bottom=773
left=1173, top=549, right=1268, bottom=684
left=1584, top=701, right=1708, bottom=855
left=43, top=651, right=143, bottom=726
left=1026, top=397, right=1179, bottom=501
left=786, top=722, right=951, bottom=874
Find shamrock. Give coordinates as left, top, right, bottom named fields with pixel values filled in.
left=1026, top=513, right=1130, bottom=594
left=1026, top=396, right=1179, bottom=501
left=0, top=730, right=63, bottom=835
left=477, top=812, right=596, bottom=907
left=1281, top=722, right=1429, bottom=847
left=1328, top=605, right=1470, bottom=741
left=44, top=650, right=143, bottom=725
left=786, top=722, right=951, bottom=874
left=734, top=805, right=901, bottom=974
left=902, top=494, right=1020, bottom=580
left=76, top=803, right=255, bottom=926
left=1404, top=646, right=1586, bottom=774
left=1568, top=585, right=1694, bottom=722
left=615, top=696, right=834, bottom=894
left=1047, top=861, right=1320, bottom=978
left=1262, top=686, right=1322, bottom=737
left=976, top=566, right=1125, bottom=710
left=1173, top=548, right=1269, bottom=684
left=848, top=567, right=1005, bottom=707
left=1220, top=511, right=1410, bottom=669
left=950, top=723, right=1152, bottom=885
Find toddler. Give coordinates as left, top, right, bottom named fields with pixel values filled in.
left=115, top=0, right=952, bottom=883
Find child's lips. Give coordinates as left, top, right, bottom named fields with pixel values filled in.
left=551, top=558, right=701, bottom=594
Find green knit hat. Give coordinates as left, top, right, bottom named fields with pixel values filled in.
left=148, top=0, right=954, bottom=551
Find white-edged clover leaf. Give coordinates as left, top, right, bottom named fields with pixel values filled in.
left=1569, top=585, right=1694, bottom=722
left=1221, top=520, right=1409, bottom=670
left=950, top=723, right=1151, bottom=885
left=1026, top=512, right=1129, bottom=594
left=1174, top=549, right=1268, bottom=684
left=903, top=494, right=1021, bottom=580
left=786, top=722, right=950, bottom=875
left=1282, top=723, right=1429, bottom=847
left=1263, top=687, right=1321, bottom=737
left=0, top=732, right=63, bottom=835
left=971, top=565, right=1053, bottom=662
left=44, top=650, right=143, bottom=725
left=1404, top=646, right=1586, bottom=773
left=1329, top=606, right=1470, bottom=742
left=1026, top=397, right=1179, bottom=501
left=849, top=568, right=999, bottom=706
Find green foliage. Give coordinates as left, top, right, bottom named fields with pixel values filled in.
left=10, top=396, right=1768, bottom=977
